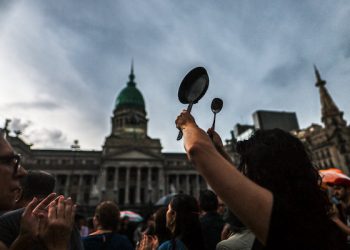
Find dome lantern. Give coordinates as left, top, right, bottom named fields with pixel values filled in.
left=115, top=62, right=145, bottom=110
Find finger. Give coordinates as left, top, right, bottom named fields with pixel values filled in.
left=57, top=196, right=65, bottom=219
left=45, top=195, right=61, bottom=208
left=64, top=197, right=73, bottom=223
left=32, top=193, right=57, bottom=215
left=23, top=197, right=39, bottom=217
left=48, top=201, right=56, bottom=221
left=71, top=204, right=77, bottom=225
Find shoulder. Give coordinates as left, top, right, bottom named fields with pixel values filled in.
left=82, top=234, right=99, bottom=242
left=218, top=230, right=255, bottom=250
left=109, top=233, right=133, bottom=249
left=265, top=193, right=342, bottom=250
left=111, top=233, right=133, bottom=244
left=159, top=239, right=187, bottom=250
left=158, top=240, right=172, bottom=250
left=83, top=233, right=133, bottom=250
left=0, top=208, right=24, bottom=247
left=0, top=208, right=23, bottom=224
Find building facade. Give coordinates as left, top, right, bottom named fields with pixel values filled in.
left=293, top=67, right=350, bottom=174
left=227, top=67, right=350, bottom=174
left=3, top=65, right=208, bottom=212
left=3, top=65, right=350, bottom=213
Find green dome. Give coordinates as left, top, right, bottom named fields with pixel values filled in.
left=115, top=66, right=145, bottom=109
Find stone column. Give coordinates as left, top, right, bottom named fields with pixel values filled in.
left=64, top=175, right=71, bottom=197
left=147, top=168, right=152, bottom=202
left=136, top=167, right=141, bottom=204
left=175, top=174, right=180, bottom=193
left=195, top=174, right=200, bottom=198
left=113, top=167, right=119, bottom=202
left=124, top=168, right=130, bottom=205
left=100, top=169, right=107, bottom=192
left=158, top=168, right=164, bottom=198
left=76, top=175, right=84, bottom=204
left=185, top=175, right=190, bottom=194
left=165, top=174, right=169, bottom=194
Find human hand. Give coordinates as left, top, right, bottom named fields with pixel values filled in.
left=329, top=204, right=340, bottom=220
left=175, top=110, right=196, bottom=130
left=39, top=196, right=76, bottom=250
left=136, top=234, right=158, bottom=250
left=207, top=128, right=224, bottom=149
left=19, top=193, right=57, bottom=241
left=221, top=223, right=232, bottom=240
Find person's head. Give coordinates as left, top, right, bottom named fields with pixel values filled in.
left=199, top=189, right=218, bottom=213
left=333, top=185, right=348, bottom=201
left=154, top=207, right=171, bottom=245
left=93, top=201, right=120, bottom=231
left=0, top=133, right=27, bottom=211
left=236, top=129, right=329, bottom=216
left=237, top=129, right=319, bottom=193
left=166, top=194, right=204, bottom=250
left=332, top=178, right=350, bottom=205
left=217, top=197, right=226, bottom=216
left=15, top=170, right=55, bottom=208
left=87, top=216, right=95, bottom=234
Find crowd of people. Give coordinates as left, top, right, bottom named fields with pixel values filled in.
left=1, top=109, right=350, bottom=249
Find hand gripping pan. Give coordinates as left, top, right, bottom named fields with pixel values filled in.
left=177, top=67, right=209, bottom=140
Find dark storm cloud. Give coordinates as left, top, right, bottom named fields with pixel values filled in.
left=6, top=101, right=60, bottom=110
left=262, top=59, right=309, bottom=88
left=9, top=118, right=32, bottom=133
left=6, top=117, right=68, bottom=148
left=1, top=0, right=350, bottom=150
left=28, top=128, right=69, bottom=148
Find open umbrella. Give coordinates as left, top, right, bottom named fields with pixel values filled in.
left=155, top=193, right=178, bottom=207
left=120, top=211, right=143, bottom=223
left=319, top=168, right=350, bottom=184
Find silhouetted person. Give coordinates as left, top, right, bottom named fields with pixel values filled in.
left=176, top=111, right=347, bottom=250
left=0, top=170, right=83, bottom=250
left=15, top=170, right=56, bottom=209
left=199, top=190, right=224, bottom=250
left=83, top=201, right=133, bottom=250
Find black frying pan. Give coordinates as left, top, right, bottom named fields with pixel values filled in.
left=177, top=67, right=209, bottom=140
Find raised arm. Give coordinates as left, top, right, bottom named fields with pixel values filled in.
left=176, top=110, right=273, bottom=244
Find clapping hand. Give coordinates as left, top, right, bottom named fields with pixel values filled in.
left=38, top=196, right=76, bottom=250
left=15, top=194, right=76, bottom=250
left=136, top=234, right=158, bottom=250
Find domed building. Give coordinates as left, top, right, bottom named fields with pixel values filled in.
left=3, top=63, right=208, bottom=214
left=99, top=64, right=165, bottom=207
left=98, top=65, right=207, bottom=209
left=5, top=64, right=348, bottom=214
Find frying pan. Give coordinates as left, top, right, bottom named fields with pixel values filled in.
left=177, top=67, right=209, bottom=140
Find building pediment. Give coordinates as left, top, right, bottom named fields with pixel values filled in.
left=104, top=148, right=163, bottom=160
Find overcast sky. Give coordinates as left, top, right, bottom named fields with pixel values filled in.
left=0, top=0, right=350, bottom=152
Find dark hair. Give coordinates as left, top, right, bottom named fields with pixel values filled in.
left=236, top=129, right=339, bottom=248
left=199, top=189, right=218, bottom=212
left=169, top=194, right=205, bottom=250
left=154, top=207, right=171, bottom=245
left=236, top=129, right=324, bottom=205
left=20, top=170, right=55, bottom=200
left=95, top=201, right=120, bottom=231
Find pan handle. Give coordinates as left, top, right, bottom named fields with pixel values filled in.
left=177, top=103, right=193, bottom=140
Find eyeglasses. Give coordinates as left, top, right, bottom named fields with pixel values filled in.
left=0, top=154, right=21, bottom=176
